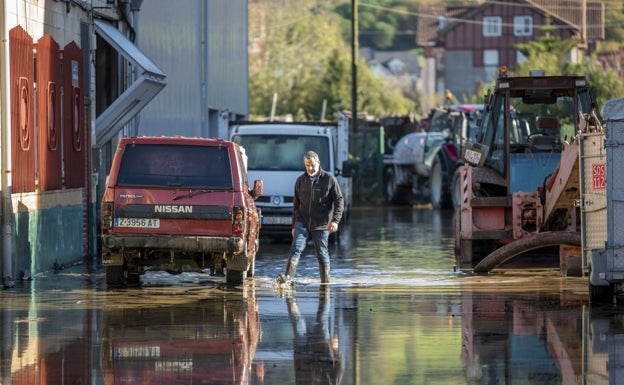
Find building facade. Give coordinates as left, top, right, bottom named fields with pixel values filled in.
left=1, top=0, right=249, bottom=286
left=418, top=0, right=605, bottom=103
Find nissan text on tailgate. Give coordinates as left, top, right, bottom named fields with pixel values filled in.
left=100, top=136, right=263, bottom=286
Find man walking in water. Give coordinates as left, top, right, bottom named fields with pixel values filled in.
left=276, top=151, right=344, bottom=285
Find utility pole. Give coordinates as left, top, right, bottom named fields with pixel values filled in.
left=351, top=0, right=358, bottom=132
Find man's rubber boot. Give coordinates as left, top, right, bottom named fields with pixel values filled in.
left=276, top=257, right=298, bottom=285
left=320, top=264, right=330, bottom=284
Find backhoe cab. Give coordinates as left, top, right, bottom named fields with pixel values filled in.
left=455, top=66, right=602, bottom=273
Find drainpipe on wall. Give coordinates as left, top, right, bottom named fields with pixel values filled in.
left=0, top=0, right=14, bottom=289
left=130, top=0, right=143, bottom=137
left=89, top=21, right=98, bottom=261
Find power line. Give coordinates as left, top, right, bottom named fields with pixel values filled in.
left=359, top=1, right=609, bottom=31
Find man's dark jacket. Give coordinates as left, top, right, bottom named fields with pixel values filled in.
left=292, top=169, right=344, bottom=231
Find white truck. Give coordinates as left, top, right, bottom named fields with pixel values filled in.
left=228, top=112, right=353, bottom=238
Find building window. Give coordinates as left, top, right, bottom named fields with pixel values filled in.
left=484, top=49, right=499, bottom=80
left=484, top=49, right=499, bottom=66
left=483, top=16, right=502, bottom=37
left=514, top=16, right=533, bottom=36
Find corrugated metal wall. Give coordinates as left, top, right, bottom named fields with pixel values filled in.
left=37, top=35, right=63, bottom=191
left=63, top=41, right=87, bottom=189
left=137, top=0, right=248, bottom=138
left=9, top=26, right=36, bottom=193
left=205, top=1, right=248, bottom=116
left=9, top=26, right=86, bottom=192
left=4, top=3, right=92, bottom=276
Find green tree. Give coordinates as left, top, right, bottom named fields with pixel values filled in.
left=335, top=0, right=419, bottom=50
left=603, top=0, right=624, bottom=44
left=511, top=35, right=624, bottom=113
left=249, top=0, right=414, bottom=120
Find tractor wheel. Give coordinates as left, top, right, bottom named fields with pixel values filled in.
left=430, top=157, right=451, bottom=209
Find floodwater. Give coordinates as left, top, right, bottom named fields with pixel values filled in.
left=0, top=205, right=620, bottom=385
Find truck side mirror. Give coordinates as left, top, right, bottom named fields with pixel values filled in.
left=341, top=160, right=354, bottom=177
left=251, top=180, right=263, bottom=200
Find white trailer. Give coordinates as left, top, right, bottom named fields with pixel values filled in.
left=229, top=113, right=352, bottom=238
left=586, top=97, right=624, bottom=302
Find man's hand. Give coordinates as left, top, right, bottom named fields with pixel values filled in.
left=328, top=221, right=338, bottom=233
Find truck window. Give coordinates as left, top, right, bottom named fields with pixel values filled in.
left=481, top=92, right=506, bottom=175
left=116, top=144, right=233, bottom=189
left=231, top=134, right=330, bottom=171
left=428, top=110, right=452, bottom=134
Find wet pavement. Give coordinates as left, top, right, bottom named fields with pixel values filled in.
left=1, top=205, right=620, bottom=385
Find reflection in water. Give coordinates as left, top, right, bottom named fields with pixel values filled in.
left=101, top=293, right=261, bottom=384
left=0, top=268, right=621, bottom=384
left=0, top=274, right=264, bottom=385
left=460, top=288, right=572, bottom=383
left=2, top=206, right=624, bottom=384
left=286, top=288, right=344, bottom=385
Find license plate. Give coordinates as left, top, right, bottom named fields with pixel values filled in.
left=115, top=346, right=161, bottom=358
left=115, top=217, right=160, bottom=228
left=463, top=148, right=482, bottom=165
left=261, top=216, right=292, bottom=225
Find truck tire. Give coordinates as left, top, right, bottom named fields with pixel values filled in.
left=246, top=240, right=258, bottom=278
left=451, top=169, right=462, bottom=207
left=226, top=269, right=247, bottom=285
left=385, top=169, right=411, bottom=205
left=385, top=169, right=397, bottom=203
left=105, top=265, right=125, bottom=287
left=589, top=283, right=613, bottom=304
left=247, top=258, right=255, bottom=278
left=430, top=157, right=451, bottom=209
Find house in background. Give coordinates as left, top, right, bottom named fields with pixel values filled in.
left=418, top=0, right=605, bottom=104
left=359, top=47, right=424, bottom=113
left=360, top=47, right=421, bottom=92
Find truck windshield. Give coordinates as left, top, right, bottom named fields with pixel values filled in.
left=116, top=144, right=233, bottom=189
left=480, top=91, right=579, bottom=176
left=231, top=134, right=330, bottom=171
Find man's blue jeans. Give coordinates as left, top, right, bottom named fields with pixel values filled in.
left=288, top=221, right=330, bottom=267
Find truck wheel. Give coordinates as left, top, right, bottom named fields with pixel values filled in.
left=589, top=283, right=613, bottom=304
left=385, top=170, right=411, bottom=205
left=105, top=265, right=125, bottom=287
left=430, top=157, right=451, bottom=209
left=451, top=169, right=462, bottom=207
left=245, top=239, right=258, bottom=278
left=247, top=256, right=256, bottom=278
left=226, top=269, right=247, bottom=285
left=385, top=170, right=398, bottom=203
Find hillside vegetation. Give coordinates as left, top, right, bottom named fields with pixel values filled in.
left=249, top=0, right=624, bottom=119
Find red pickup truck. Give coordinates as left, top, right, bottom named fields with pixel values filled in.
left=100, top=136, right=263, bottom=286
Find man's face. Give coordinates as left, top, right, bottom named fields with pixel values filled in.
left=304, top=158, right=320, bottom=176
